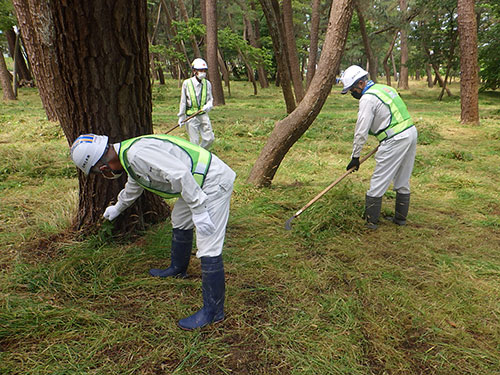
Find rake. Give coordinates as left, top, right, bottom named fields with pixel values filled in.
left=284, top=146, right=379, bottom=230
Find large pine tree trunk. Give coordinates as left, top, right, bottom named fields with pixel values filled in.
left=305, top=0, right=321, bottom=89
left=282, top=0, right=304, bottom=103
left=13, top=0, right=169, bottom=233
left=0, top=53, right=16, bottom=100
left=355, top=0, right=377, bottom=82
left=12, top=1, right=58, bottom=120
left=247, top=0, right=353, bottom=187
left=457, top=0, right=479, bottom=124
left=206, top=0, right=225, bottom=105
left=259, top=0, right=296, bottom=113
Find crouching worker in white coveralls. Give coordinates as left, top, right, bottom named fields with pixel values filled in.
left=70, top=134, right=236, bottom=330
left=177, top=58, right=214, bottom=149
left=341, top=65, right=418, bottom=229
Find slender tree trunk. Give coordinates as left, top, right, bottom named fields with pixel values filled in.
left=282, top=0, right=305, bottom=102
left=161, top=0, right=189, bottom=79
left=424, top=41, right=452, bottom=96
left=457, top=0, right=479, bottom=124
left=305, top=0, right=321, bottom=89
left=247, top=0, right=354, bottom=187
left=206, top=0, right=225, bottom=105
left=383, top=32, right=398, bottom=86
left=355, top=0, right=377, bottom=82
left=13, top=0, right=169, bottom=233
left=5, top=28, right=32, bottom=83
left=242, top=5, right=269, bottom=89
left=177, top=0, right=202, bottom=58
left=250, top=0, right=269, bottom=88
left=438, top=30, right=457, bottom=101
left=259, top=0, right=296, bottom=113
left=217, top=49, right=231, bottom=96
left=392, top=50, right=398, bottom=82
left=0, top=53, right=16, bottom=100
left=426, top=64, right=433, bottom=87
left=398, top=0, right=409, bottom=89
left=200, top=0, right=207, bottom=27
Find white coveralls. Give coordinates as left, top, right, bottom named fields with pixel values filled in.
left=178, top=76, right=215, bottom=149
left=352, top=93, right=418, bottom=198
left=111, top=138, right=235, bottom=258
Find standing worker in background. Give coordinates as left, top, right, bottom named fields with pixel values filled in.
left=70, top=133, right=235, bottom=330
left=178, top=58, right=214, bottom=149
left=341, top=65, right=417, bottom=229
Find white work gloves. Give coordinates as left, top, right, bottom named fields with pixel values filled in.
left=178, top=116, right=186, bottom=127
left=103, top=205, right=122, bottom=221
left=192, top=211, right=216, bottom=236
left=202, top=104, right=211, bottom=113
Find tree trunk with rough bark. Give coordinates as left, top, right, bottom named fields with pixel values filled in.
left=247, top=0, right=353, bottom=187
left=259, top=0, right=296, bottom=113
left=306, top=0, right=321, bottom=89
left=206, top=0, right=225, bottom=105
left=282, top=0, right=304, bottom=102
left=0, top=53, right=16, bottom=100
left=355, top=0, right=377, bottom=82
left=457, top=0, right=479, bottom=124
left=13, top=0, right=169, bottom=234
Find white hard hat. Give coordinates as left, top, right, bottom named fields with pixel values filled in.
left=70, top=134, right=108, bottom=175
left=191, top=58, right=208, bottom=70
left=340, top=65, right=369, bottom=94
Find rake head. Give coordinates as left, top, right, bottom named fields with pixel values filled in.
left=284, top=216, right=295, bottom=230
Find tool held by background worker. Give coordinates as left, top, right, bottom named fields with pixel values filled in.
left=165, top=109, right=203, bottom=134
left=284, top=146, right=379, bottom=230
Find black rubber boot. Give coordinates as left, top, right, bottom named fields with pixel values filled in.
left=178, top=255, right=225, bottom=330
left=149, top=228, right=193, bottom=278
left=365, top=195, right=383, bottom=229
left=393, top=192, right=410, bottom=226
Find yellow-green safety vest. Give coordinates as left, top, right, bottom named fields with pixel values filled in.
left=118, top=135, right=212, bottom=199
left=186, top=78, right=207, bottom=116
left=365, top=84, right=414, bottom=141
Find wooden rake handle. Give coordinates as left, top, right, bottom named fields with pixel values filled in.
left=165, top=109, right=204, bottom=134
left=284, top=145, right=379, bottom=230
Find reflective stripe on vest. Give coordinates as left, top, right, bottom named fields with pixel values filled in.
left=118, top=135, right=212, bottom=199
left=186, top=78, right=207, bottom=116
left=365, top=84, right=414, bottom=141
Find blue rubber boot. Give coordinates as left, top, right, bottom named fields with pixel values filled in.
left=178, top=255, right=225, bottom=330
left=149, top=228, right=193, bottom=278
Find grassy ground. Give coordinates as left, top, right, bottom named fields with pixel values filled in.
left=1, top=79, right=499, bottom=374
